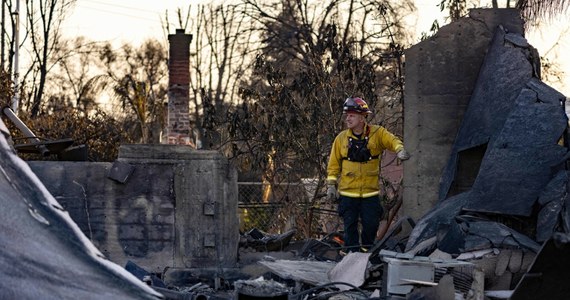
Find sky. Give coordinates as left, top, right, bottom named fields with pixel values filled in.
left=62, top=0, right=195, bottom=45
left=61, top=0, right=570, bottom=95
left=64, top=0, right=444, bottom=45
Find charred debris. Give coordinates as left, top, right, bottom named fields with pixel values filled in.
left=1, top=17, right=570, bottom=300
left=123, top=25, right=570, bottom=299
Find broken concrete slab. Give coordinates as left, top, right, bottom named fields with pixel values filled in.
left=0, top=118, right=161, bottom=299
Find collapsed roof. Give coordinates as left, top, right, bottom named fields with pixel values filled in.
left=407, top=25, right=569, bottom=253
left=0, top=119, right=162, bottom=299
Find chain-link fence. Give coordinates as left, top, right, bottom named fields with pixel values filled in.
left=237, top=176, right=404, bottom=240
left=238, top=181, right=342, bottom=239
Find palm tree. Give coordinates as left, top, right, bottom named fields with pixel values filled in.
left=443, top=1, right=569, bottom=23
left=515, top=0, right=570, bottom=23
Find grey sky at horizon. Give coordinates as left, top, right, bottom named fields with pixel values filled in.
left=60, top=0, right=570, bottom=96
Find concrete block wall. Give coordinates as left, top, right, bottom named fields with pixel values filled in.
left=28, top=144, right=238, bottom=273
left=402, top=9, right=524, bottom=224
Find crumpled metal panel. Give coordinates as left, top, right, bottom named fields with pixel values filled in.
left=536, top=170, right=570, bottom=242
left=406, top=192, right=471, bottom=252
left=460, top=219, right=540, bottom=253
left=439, top=26, right=536, bottom=201
left=406, top=201, right=542, bottom=253
left=0, top=118, right=161, bottom=300
left=407, top=79, right=568, bottom=250
left=407, top=25, right=569, bottom=249
left=465, top=79, right=568, bottom=216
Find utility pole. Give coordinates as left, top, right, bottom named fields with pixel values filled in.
left=11, top=0, right=19, bottom=114
left=1, top=0, right=5, bottom=69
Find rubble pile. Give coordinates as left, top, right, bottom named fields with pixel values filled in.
left=137, top=24, right=570, bottom=299
left=2, top=16, right=570, bottom=300
left=110, top=228, right=570, bottom=300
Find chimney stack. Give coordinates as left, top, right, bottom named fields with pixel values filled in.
left=165, top=29, right=194, bottom=146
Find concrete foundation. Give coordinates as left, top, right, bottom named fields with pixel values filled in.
left=28, top=144, right=238, bottom=273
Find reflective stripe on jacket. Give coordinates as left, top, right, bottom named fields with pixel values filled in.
left=326, top=124, right=404, bottom=198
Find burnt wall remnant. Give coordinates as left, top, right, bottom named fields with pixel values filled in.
left=28, top=144, right=239, bottom=273
left=403, top=8, right=569, bottom=255
left=403, top=8, right=525, bottom=224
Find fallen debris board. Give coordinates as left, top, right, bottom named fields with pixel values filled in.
left=258, top=259, right=335, bottom=286
left=406, top=274, right=455, bottom=300
left=328, top=252, right=370, bottom=291
left=107, top=160, right=135, bottom=183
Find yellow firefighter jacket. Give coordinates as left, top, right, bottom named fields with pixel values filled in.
left=326, top=124, right=404, bottom=198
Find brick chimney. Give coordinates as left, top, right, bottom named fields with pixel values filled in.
left=165, top=29, right=194, bottom=146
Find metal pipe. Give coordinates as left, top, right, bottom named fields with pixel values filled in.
left=11, top=0, right=19, bottom=113
left=1, top=0, right=6, bottom=69
left=2, top=106, right=49, bottom=156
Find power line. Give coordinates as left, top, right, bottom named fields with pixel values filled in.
left=80, top=0, right=170, bottom=15
left=73, top=3, right=174, bottom=26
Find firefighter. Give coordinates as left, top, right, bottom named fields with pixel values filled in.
left=326, top=97, right=410, bottom=252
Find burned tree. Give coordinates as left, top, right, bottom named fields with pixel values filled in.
left=25, top=0, right=76, bottom=117
left=215, top=0, right=414, bottom=236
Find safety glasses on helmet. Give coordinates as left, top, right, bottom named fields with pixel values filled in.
left=343, top=97, right=371, bottom=114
